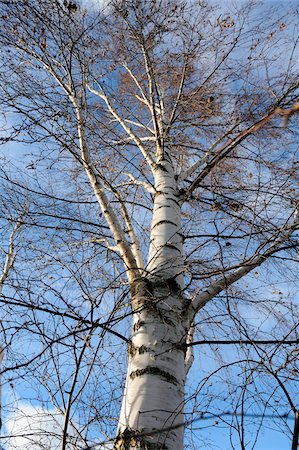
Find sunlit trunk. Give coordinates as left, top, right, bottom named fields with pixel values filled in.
left=147, top=155, right=184, bottom=287
left=115, top=285, right=187, bottom=450
left=0, top=346, right=3, bottom=433
left=115, top=158, right=188, bottom=450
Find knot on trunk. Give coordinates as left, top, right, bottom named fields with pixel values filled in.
left=114, top=427, right=168, bottom=449
left=131, top=276, right=181, bottom=298
left=130, top=277, right=153, bottom=300
left=131, top=277, right=182, bottom=316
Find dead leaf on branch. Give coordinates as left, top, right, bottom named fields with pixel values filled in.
left=40, top=36, right=47, bottom=50
left=215, top=16, right=235, bottom=29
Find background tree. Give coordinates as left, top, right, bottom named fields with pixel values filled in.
left=0, top=1, right=299, bottom=449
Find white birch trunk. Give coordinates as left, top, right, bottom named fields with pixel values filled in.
left=0, top=346, right=3, bottom=432
left=147, top=155, right=184, bottom=288
left=115, top=284, right=187, bottom=450
left=115, top=156, right=188, bottom=450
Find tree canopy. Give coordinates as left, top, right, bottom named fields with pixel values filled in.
left=0, top=1, right=299, bottom=449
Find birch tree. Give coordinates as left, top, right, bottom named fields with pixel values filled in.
left=0, top=1, right=299, bottom=449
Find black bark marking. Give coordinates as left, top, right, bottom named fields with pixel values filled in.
left=133, top=320, right=146, bottom=332
left=163, top=243, right=181, bottom=251
left=128, top=343, right=150, bottom=357
left=130, top=277, right=153, bottom=298
left=155, top=196, right=179, bottom=204
left=165, top=277, right=181, bottom=292
left=154, top=163, right=169, bottom=172
left=114, top=427, right=168, bottom=449
left=130, top=366, right=178, bottom=385
left=152, top=219, right=178, bottom=229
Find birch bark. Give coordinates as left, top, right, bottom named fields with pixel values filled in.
left=115, top=154, right=188, bottom=450
left=147, top=154, right=184, bottom=288
left=115, top=284, right=187, bottom=450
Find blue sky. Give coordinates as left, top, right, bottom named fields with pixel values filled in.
left=1, top=1, right=299, bottom=449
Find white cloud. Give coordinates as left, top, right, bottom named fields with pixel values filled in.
left=3, top=402, right=112, bottom=450
left=4, top=403, right=82, bottom=450
left=80, top=0, right=111, bottom=11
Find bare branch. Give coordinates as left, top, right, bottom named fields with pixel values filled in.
left=184, top=323, right=195, bottom=375
left=86, top=83, right=156, bottom=170
left=73, top=104, right=140, bottom=282
left=125, top=173, right=155, bottom=194
left=122, top=62, right=151, bottom=109
left=184, top=98, right=299, bottom=197
left=0, top=219, right=22, bottom=293
left=187, top=208, right=299, bottom=320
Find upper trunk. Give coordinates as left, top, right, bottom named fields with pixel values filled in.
left=147, top=154, right=184, bottom=288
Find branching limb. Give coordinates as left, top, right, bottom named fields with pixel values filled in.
left=184, top=99, right=299, bottom=197
left=111, top=135, right=156, bottom=145
left=125, top=173, right=155, bottom=194
left=86, top=238, right=119, bottom=253
left=140, top=46, right=164, bottom=159
left=86, top=83, right=156, bottom=170
left=61, top=341, right=87, bottom=450
left=1, top=44, right=142, bottom=281
left=185, top=207, right=299, bottom=322
left=122, top=62, right=151, bottom=109
left=165, top=56, right=188, bottom=135
left=184, top=109, right=279, bottom=197
left=121, top=119, right=154, bottom=134
left=178, top=122, right=241, bottom=183
left=0, top=219, right=22, bottom=293
left=277, top=102, right=299, bottom=127
left=88, top=170, right=145, bottom=272
left=113, top=190, right=145, bottom=273
left=184, top=323, right=195, bottom=375
left=73, top=104, right=140, bottom=282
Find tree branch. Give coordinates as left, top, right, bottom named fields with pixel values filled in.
left=86, top=83, right=156, bottom=170
left=184, top=99, right=299, bottom=197
left=122, top=62, right=151, bottom=110
left=0, top=219, right=22, bottom=293
left=185, top=109, right=279, bottom=197
left=186, top=340, right=299, bottom=347
left=125, top=172, right=155, bottom=194
left=184, top=323, right=195, bottom=375
left=186, top=208, right=299, bottom=321
left=73, top=104, right=140, bottom=282
left=140, top=45, right=164, bottom=159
